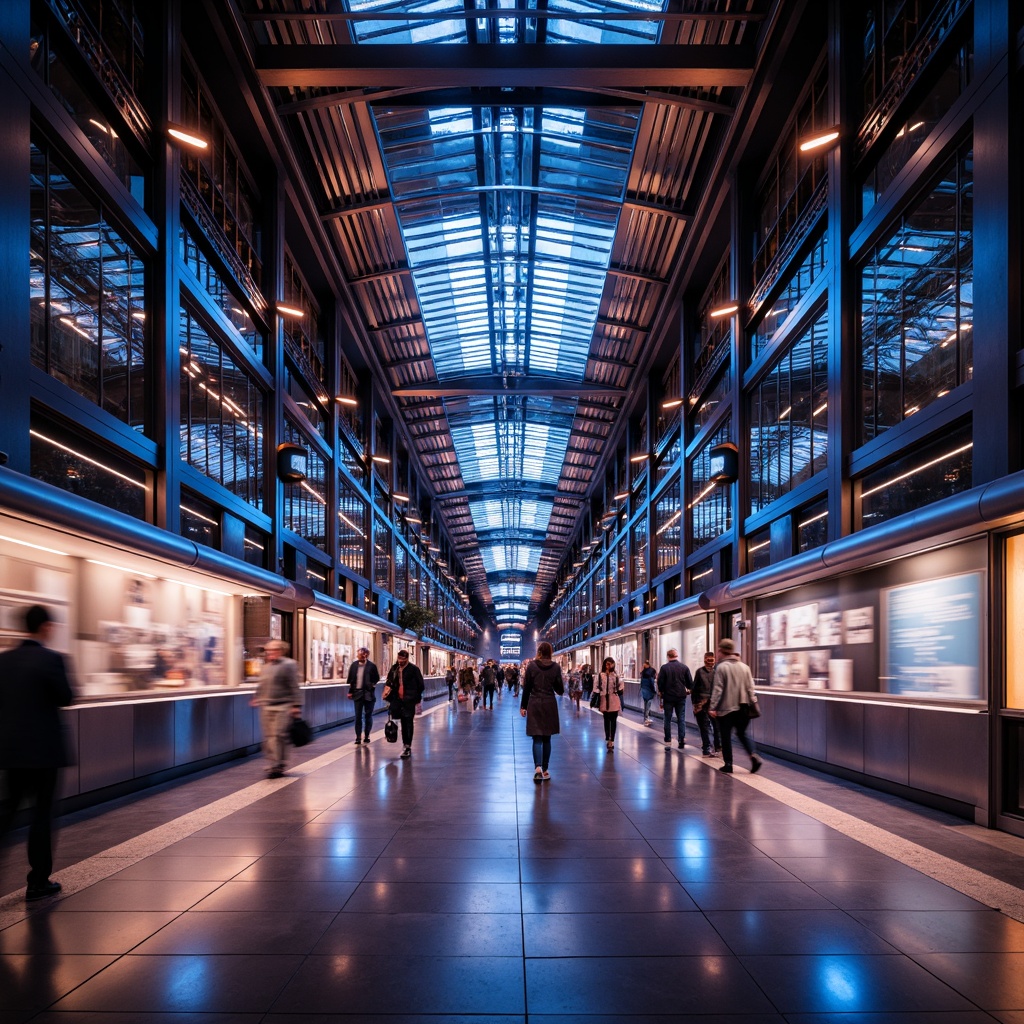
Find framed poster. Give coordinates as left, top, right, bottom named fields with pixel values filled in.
left=881, top=571, right=984, bottom=700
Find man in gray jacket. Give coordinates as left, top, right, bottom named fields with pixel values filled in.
left=709, top=637, right=763, bottom=775
left=251, top=640, right=302, bottom=778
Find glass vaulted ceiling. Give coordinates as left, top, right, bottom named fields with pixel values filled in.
left=370, top=1, right=658, bottom=630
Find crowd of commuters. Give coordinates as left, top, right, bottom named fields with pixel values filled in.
left=1, top=601, right=763, bottom=903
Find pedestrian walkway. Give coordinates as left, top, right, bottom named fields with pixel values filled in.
left=2, top=695, right=1024, bottom=1021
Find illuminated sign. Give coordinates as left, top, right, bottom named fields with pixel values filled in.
left=499, top=630, right=522, bottom=658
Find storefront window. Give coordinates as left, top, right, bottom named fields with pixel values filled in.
left=1006, top=534, right=1024, bottom=710
left=306, top=615, right=372, bottom=685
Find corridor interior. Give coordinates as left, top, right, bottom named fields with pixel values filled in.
left=2, top=692, right=1024, bottom=1022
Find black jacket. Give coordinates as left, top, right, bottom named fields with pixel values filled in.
left=0, top=639, right=75, bottom=769
left=385, top=661, right=425, bottom=709
left=346, top=658, right=380, bottom=698
left=656, top=658, right=693, bottom=702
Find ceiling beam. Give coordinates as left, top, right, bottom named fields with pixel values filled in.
left=256, top=43, right=755, bottom=90
left=394, top=376, right=625, bottom=399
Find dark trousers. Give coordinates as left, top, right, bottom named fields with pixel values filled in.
left=0, top=767, right=59, bottom=886
left=720, top=709, right=756, bottom=767
left=663, top=697, right=686, bottom=743
left=483, top=685, right=496, bottom=708
left=395, top=702, right=416, bottom=746
left=532, top=736, right=552, bottom=769
left=353, top=694, right=374, bottom=737
left=695, top=707, right=721, bottom=753
left=603, top=710, right=619, bottom=741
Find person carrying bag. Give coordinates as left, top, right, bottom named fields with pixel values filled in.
left=596, top=657, right=624, bottom=750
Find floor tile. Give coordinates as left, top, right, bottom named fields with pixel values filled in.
left=807, top=879, right=988, bottom=911
left=521, top=881, right=698, bottom=913
left=110, top=856, right=256, bottom=881
left=525, top=956, right=776, bottom=1015
left=313, top=911, right=523, bottom=956
left=342, top=880, right=522, bottom=914
left=523, top=910, right=730, bottom=956
left=50, top=954, right=305, bottom=1013
left=52, top=879, right=223, bottom=912
left=131, top=910, right=335, bottom=954
left=270, top=955, right=525, bottom=1014
left=190, top=880, right=358, bottom=913
left=230, top=855, right=375, bottom=882
left=0, top=911, right=178, bottom=954
left=706, top=910, right=898, bottom=955
left=0, top=951, right=109, bottom=1012
left=848, top=910, right=1024, bottom=953
left=909, top=952, right=1024, bottom=1009
left=740, top=953, right=977, bottom=1013
left=364, top=855, right=521, bottom=883
left=684, top=881, right=836, bottom=912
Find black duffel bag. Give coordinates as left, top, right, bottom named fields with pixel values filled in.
left=289, top=717, right=313, bottom=747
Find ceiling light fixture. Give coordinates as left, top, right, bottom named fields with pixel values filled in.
left=614, top=491, right=629, bottom=501
left=336, top=395, right=358, bottom=406
left=799, top=128, right=840, bottom=153
left=371, top=454, right=390, bottom=465
left=276, top=303, right=304, bottom=318
left=629, top=453, right=649, bottom=463
left=166, top=124, right=209, bottom=149
left=708, top=303, right=739, bottom=319
left=393, top=492, right=409, bottom=503
left=661, top=398, right=683, bottom=410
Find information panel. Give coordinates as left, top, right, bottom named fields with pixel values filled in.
left=500, top=630, right=522, bottom=660
left=882, top=571, right=984, bottom=700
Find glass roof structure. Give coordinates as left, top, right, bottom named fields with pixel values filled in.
left=245, top=0, right=759, bottom=631
left=375, top=92, right=641, bottom=628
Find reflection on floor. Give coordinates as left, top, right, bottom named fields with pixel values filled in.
left=2, top=692, right=1024, bottom=1022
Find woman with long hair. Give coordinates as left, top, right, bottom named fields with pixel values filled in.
left=520, top=641, right=565, bottom=782
left=596, top=656, right=624, bottom=750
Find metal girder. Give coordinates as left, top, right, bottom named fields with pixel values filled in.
left=365, top=87, right=644, bottom=110
left=256, top=44, right=755, bottom=90
left=606, top=264, right=669, bottom=286
left=348, top=264, right=411, bottom=284
left=436, top=480, right=564, bottom=503
left=394, top=376, right=625, bottom=399
left=623, top=197, right=690, bottom=221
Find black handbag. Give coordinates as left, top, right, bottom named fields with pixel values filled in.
left=742, top=701, right=761, bottom=719
left=590, top=690, right=601, bottom=708
left=289, top=717, right=313, bottom=747
left=384, top=715, right=399, bottom=743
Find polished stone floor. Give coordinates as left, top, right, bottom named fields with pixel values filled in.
left=2, top=691, right=1024, bottom=1023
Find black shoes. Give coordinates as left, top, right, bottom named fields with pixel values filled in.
left=751, top=755, right=763, bottom=773
left=400, top=746, right=411, bottom=759
left=718, top=764, right=733, bottom=773
left=267, top=769, right=283, bottom=779
left=363, top=734, right=370, bottom=743
left=354, top=736, right=361, bottom=744
left=26, top=880, right=62, bottom=901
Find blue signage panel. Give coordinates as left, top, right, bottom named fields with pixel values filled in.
left=882, top=571, right=983, bottom=699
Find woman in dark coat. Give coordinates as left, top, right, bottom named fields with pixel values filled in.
left=520, top=641, right=564, bottom=782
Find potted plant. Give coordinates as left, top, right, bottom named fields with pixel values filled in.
left=397, top=599, right=437, bottom=637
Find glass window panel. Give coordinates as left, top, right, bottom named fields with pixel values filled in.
left=749, top=313, right=828, bottom=516
left=747, top=526, right=771, bottom=571
left=244, top=523, right=268, bottom=569
left=690, top=421, right=733, bottom=549
left=859, top=142, right=973, bottom=442
left=860, top=422, right=972, bottom=527
left=282, top=420, right=327, bottom=551
left=31, top=137, right=149, bottom=430
left=179, top=307, right=264, bottom=509
left=180, top=489, right=221, bottom=549
left=689, top=556, right=715, bottom=594
left=797, top=497, right=829, bottom=552
left=654, top=477, right=681, bottom=577
left=30, top=410, right=149, bottom=519
left=338, top=477, right=367, bottom=580
left=373, top=514, right=392, bottom=592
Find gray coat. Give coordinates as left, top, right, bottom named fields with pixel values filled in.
left=521, top=658, right=564, bottom=736
left=709, top=655, right=757, bottom=716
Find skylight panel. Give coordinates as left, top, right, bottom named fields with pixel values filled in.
left=481, top=546, right=542, bottom=574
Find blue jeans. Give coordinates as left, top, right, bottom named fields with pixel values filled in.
left=642, top=697, right=654, bottom=720
left=695, top=706, right=721, bottom=753
left=663, top=697, right=686, bottom=744
left=532, top=736, right=552, bottom=770
left=353, top=694, right=374, bottom=737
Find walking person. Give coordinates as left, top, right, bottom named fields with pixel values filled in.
left=520, top=641, right=564, bottom=782
left=580, top=663, right=594, bottom=702
left=0, top=605, right=75, bottom=901
left=347, top=646, right=379, bottom=744
left=568, top=669, right=583, bottom=714
left=445, top=664, right=456, bottom=701
left=657, top=648, right=692, bottom=749
left=384, top=649, right=424, bottom=759
left=639, top=660, right=658, bottom=726
left=251, top=639, right=302, bottom=778
left=481, top=659, right=498, bottom=708
left=595, top=657, right=624, bottom=749
left=709, top=638, right=763, bottom=774
left=691, top=651, right=722, bottom=757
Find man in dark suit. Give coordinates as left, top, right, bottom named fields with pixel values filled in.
left=0, top=605, right=75, bottom=901
left=384, top=650, right=425, bottom=759
left=347, top=646, right=380, bottom=744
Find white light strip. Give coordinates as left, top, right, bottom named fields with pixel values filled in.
left=30, top=430, right=148, bottom=491
left=861, top=442, right=973, bottom=499
left=0, top=534, right=70, bottom=557
left=180, top=504, right=218, bottom=526
left=87, top=559, right=157, bottom=579
left=688, top=482, right=716, bottom=509
left=656, top=509, right=681, bottom=534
